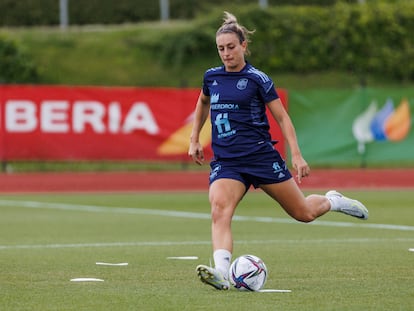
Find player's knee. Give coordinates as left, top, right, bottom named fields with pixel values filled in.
left=210, top=199, right=233, bottom=223
left=297, top=214, right=316, bottom=223
left=290, top=209, right=317, bottom=223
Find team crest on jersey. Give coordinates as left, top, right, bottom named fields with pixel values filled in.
left=236, top=78, right=248, bottom=90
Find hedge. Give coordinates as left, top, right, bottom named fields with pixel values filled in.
left=0, top=0, right=361, bottom=26
left=0, top=36, right=39, bottom=83
left=1, top=1, right=412, bottom=82
left=157, top=2, right=414, bottom=81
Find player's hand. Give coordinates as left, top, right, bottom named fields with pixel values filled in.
left=188, top=142, right=205, bottom=165
left=292, top=155, right=310, bottom=184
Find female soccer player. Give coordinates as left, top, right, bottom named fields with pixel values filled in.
left=188, top=11, right=368, bottom=290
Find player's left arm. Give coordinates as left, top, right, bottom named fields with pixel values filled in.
left=266, top=98, right=310, bottom=183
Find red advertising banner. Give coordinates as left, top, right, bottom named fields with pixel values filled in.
left=0, top=85, right=287, bottom=161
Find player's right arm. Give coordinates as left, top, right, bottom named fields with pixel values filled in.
left=189, top=91, right=210, bottom=165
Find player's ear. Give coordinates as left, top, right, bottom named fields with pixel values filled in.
left=241, top=40, right=248, bottom=55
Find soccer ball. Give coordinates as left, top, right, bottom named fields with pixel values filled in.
left=229, top=254, right=268, bottom=291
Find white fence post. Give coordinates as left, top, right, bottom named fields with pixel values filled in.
left=259, top=0, right=268, bottom=9
left=59, top=0, right=69, bottom=29
left=160, top=0, right=169, bottom=21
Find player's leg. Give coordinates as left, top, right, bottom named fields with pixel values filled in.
left=209, top=178, right=246, bottom=252
left=260, top=179, right=368, bottom=221
left=260, top=178, right=330, bottom=222
left=196, top=178, right=246, bottom=290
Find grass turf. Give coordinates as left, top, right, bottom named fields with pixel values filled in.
left=0, top=190, right=413, bottom=310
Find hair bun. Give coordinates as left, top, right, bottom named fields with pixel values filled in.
left=222, top=11, right=237, bottom=25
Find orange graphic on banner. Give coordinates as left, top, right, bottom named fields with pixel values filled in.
left=157, top=116, right=212, bottom=156
left=384, top=98, right=411, bottom=141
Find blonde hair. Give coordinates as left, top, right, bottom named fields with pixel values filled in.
left=216, top=12, right=255, bottom=55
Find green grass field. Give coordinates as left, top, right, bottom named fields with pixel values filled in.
left=0, top=190, right=413, bottom=310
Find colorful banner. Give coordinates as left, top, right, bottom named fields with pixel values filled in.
left=0, top=85, right=287, bottom=161
left=289, top=87, right=413, bottom=167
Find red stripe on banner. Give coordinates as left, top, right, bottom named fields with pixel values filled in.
left=0, top=85, right=287, bottom=161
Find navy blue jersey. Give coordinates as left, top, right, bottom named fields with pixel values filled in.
left=202, top=62, right=279, bottom=159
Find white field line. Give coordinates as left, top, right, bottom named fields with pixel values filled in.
left=0, top=199, right=414, bottom=232
left=1, top=238, right=414, bottom=251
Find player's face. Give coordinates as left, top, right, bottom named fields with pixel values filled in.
left=216, top=33, right=247, bottom=72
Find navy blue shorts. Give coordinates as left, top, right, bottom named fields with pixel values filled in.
left=209, top=150, right=292, bottom=190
